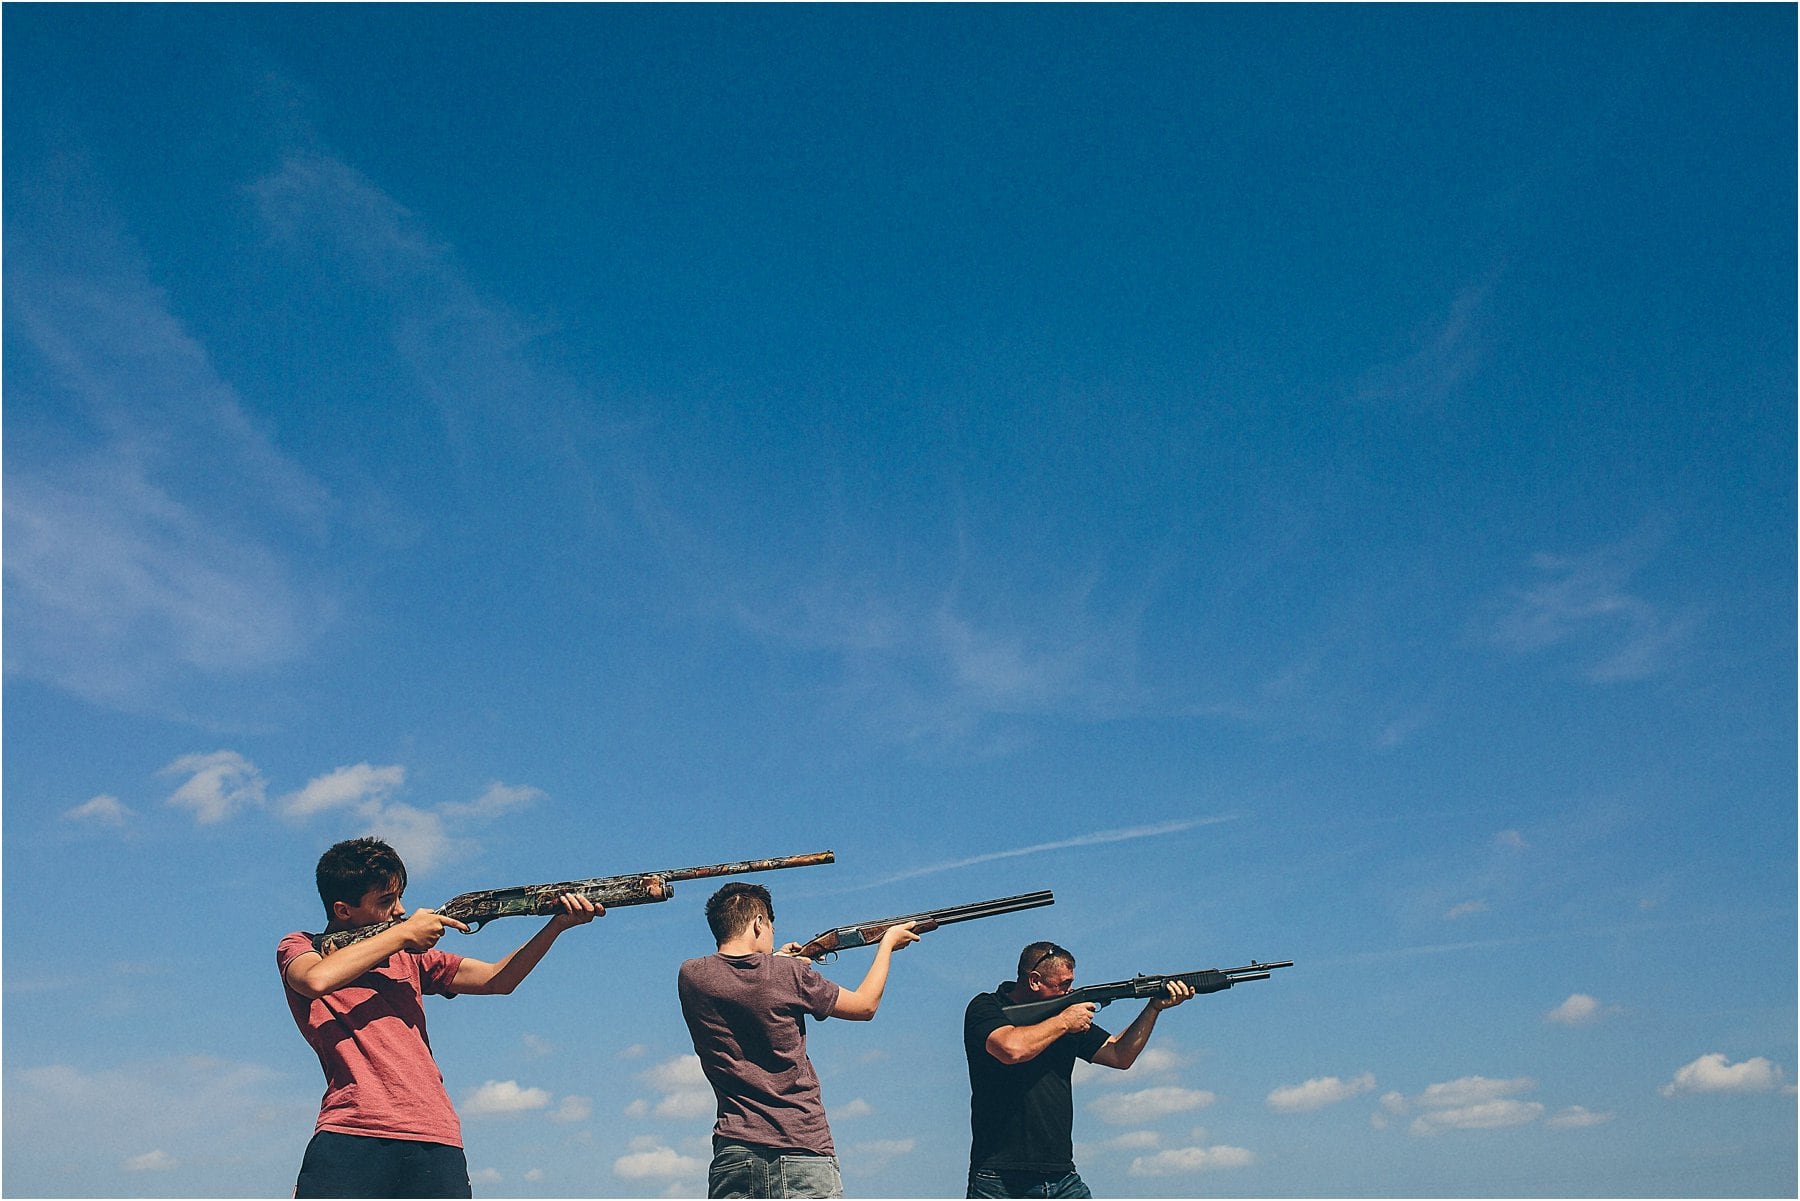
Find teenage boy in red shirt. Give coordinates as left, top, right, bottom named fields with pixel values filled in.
left=279, top=837, right=597, bottom=1198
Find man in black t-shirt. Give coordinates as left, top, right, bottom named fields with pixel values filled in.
left=963, top=941, right=1193, bottom=1198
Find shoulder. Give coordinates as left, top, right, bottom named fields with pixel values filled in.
left=964, top=987, right=1010, bottom=1035
left=277, top=930, right=321, bottom=969
left=965, top=987, right=1006, bottom=1014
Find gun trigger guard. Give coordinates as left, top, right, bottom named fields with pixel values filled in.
left=819, top=951, right=837, bottom=964
left=463, top=921, right=483, bottom=935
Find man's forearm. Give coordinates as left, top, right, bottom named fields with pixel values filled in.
left=1094, top=1002, right=1163, bottom=1069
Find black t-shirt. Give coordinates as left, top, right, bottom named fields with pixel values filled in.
left=964, top=984, right=1111, bottom=1174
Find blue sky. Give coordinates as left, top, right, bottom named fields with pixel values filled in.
left=3, top=5, right=1793, bottom=1198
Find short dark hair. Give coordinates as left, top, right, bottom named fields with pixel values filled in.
left=315, top=837, right=408, bottom=912
left=1017, top=941, right=1074, bottom=981
left=705, top=882, right=772, bottom=945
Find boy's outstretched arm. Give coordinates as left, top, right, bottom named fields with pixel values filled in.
left=829, top=922, right=921, bottom=1021
left=285, top=909, right=472, bottom=999
left=451, top=893, right=601, bottom=995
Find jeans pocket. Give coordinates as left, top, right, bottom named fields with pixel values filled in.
left=709, top=1150, right=763, bottom=1199
left=776, top=1154, right=843, bottom=1199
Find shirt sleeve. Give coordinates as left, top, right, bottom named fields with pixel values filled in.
left=793, top=958, right=842, bottom=1020
left=965, top=991, right=1011, bottom=1047
left=277, top=931, right=319, bottom=978
left=1074, top=1023, right=1111, bottom=1062
left=417, top=948, right=466, bottom=997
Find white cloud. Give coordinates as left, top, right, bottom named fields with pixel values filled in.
left=1496, top=829, right=1528, bottom=850
left=1089, top=1086, right=1216, bottom=1125
left=469, top=1168, right=502, bottom=1185
left=1547, top=1105, right=1615, bottom=1129
left=1128, top=1144, right=1255, bottom=1176
left=1546, top=994, right=1615, bottom=1025
left=1417, top=1076, right=1535, bottom=1108
left=123, top=1150, right=177, bottom=1173
left=1103, top=1131, right=1162, bottom=1150
left=551, top=1095, right=593, bottom=1123
left=1660, top=1053, right=1786, bottom=1097
left=614, top=1139, right=704, bottom=1181
left=66, top=794, right=133, bottom=825
left=1444, top=900, right=1488, bottom=921
left=1267, top=1072, right=1376, bottom=1113
left=524, top=1168, right=544, bottom=1182
left=522, top=1033, right=555, bottom=1058
left=442, top=781, right=543, bottom=819
left=1130, top=1046, right=1186, bottom=1076
left=836, top=1098, right=873, bottom=1119
left=162, top=751, right=266, bottom=823
left=360, top=801, right=460, bottom=876
left=631, top=1055, right=715, bottom=1120
left=462, top=1079, right=550, bottom=1116
left=282, top=763, right=406, bottom=818
left=1410, top=1100, right=1545, bottom=1135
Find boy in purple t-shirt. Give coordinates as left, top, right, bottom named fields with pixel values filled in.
left=678, top=882, right=923, bottom=1198
left=280, top=837, right=599, bottom=1198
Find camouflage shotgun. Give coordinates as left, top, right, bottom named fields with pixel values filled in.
left=794, top=890, right=1055, bottom=961
left=999, top=960, right=1294, bottom=1025
left=317, top=850, right=836, bottom=955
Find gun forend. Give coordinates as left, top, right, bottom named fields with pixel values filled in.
left=797, top=890, right=1054, bottom=958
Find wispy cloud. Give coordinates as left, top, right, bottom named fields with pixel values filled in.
left=122, top=1150, right=178, bottom=1173
left=278, top=763, right=543, bottom=873
left=1267, top=1072, right=1377, bottom=1113
left=1355, top=280, right=1494, bottom=408
left=250, top=152, right=617, bottom=527
left=872, top=816, right=1236, bottom=887
left=1089, top=1086, right=1216, bottom=1126
left=735, top=559, right=1164, bottom=755
left=65, top=794, right=134, bottom=825
left=163, top=751, right=267, bottom=824
left=1491, top=535, right=1697, bottom=682
left=281, top=763, right=406, bottom=819
left=1547, top=1105, right=1615, bottom=1129
left=154, top=753, right=538, bottom=872
left=6, top=165, right=333, bottom=714
left=11, top=1056, right=308, bottom=1186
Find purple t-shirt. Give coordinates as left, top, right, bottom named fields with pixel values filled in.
left=677, top=952, right=843, bottom=1154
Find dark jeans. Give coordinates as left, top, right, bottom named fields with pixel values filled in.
left=294, top=1131, right=472, bottom=1198
left=967, top=1167, right=1093, bottom=1199
left=709, top=1140, right=844, bottom=1198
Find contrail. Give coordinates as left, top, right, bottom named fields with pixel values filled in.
left=871, top=815, right=1239, bottom=887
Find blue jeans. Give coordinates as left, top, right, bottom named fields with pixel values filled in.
left=967, top=1167, right=1092, bottom=1198
left=709, top=1140, right=844, bottom=1198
